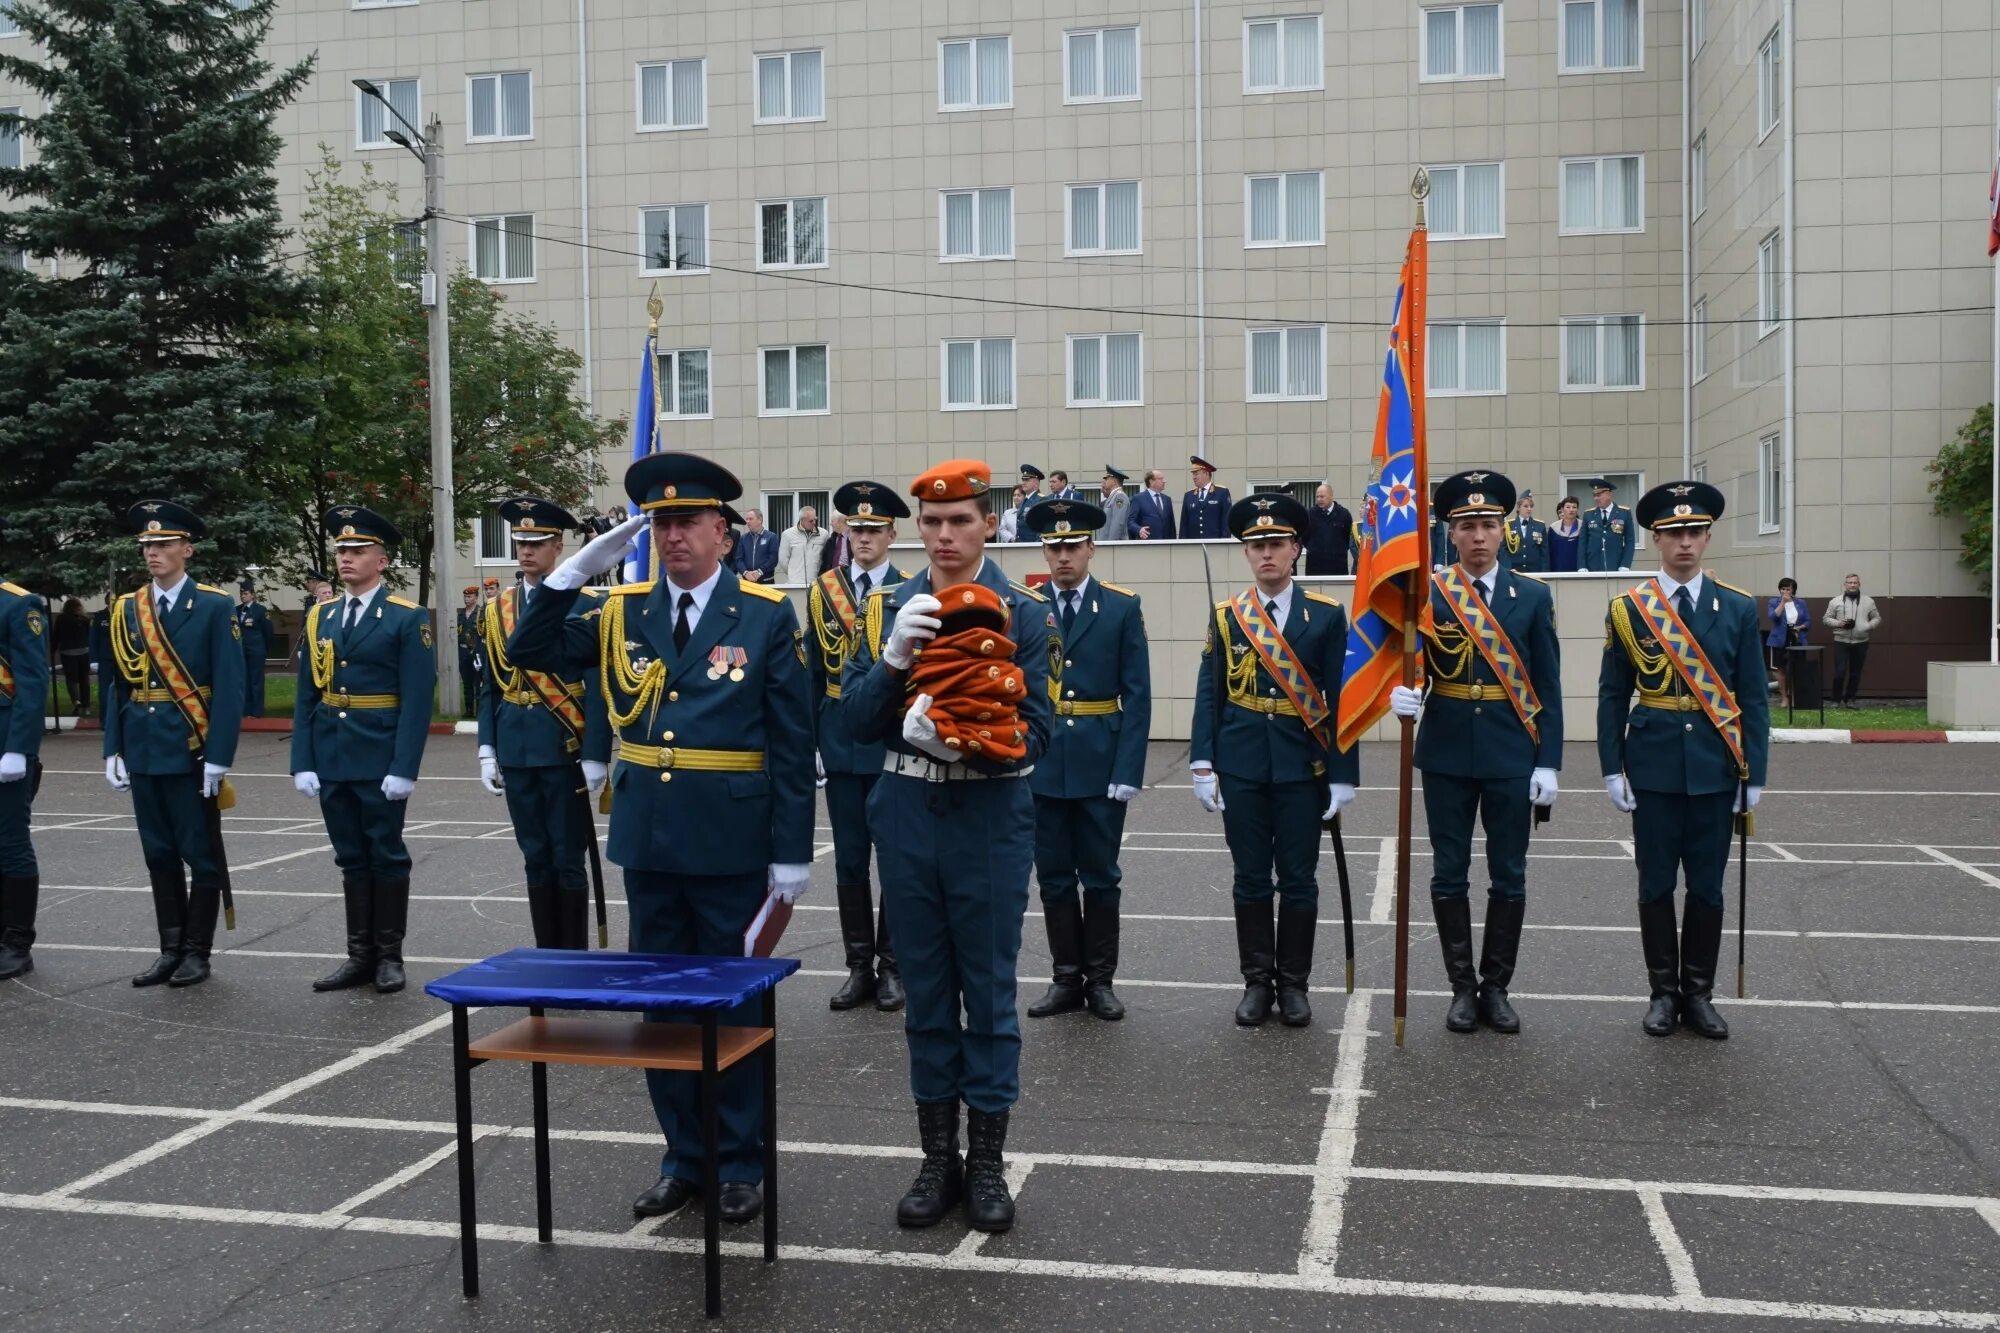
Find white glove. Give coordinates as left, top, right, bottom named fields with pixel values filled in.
left=201, top=762, right=228, bottom=799
left=294, top=770, right=321, bottom=798
left=1389, top=685, right=1423, bottom=719
left=546, top=514, right=647, bottom=591
left=478, top=746, right=504, bottom=796
left=382, top=774, right=416, bottom=801
left=901, top=692, right=960, bottom=763
left=0, top=752, right=25, bottom=784
left=1107, top=783, right=1138, bottom=803
left=769, top=862, right=812, bottom=905
left=1192, top=769, right=1224, bottom=813
left=1604, top=774, right=1637, bottom=813
left=882, top=593, right=942, bottom=671
left=1529, top=768, right=1558, bottom=807
left=1737, top=785, right=1763, bottom=813
left=581, top=759, right=608, bottom=797
left=814, top=752, right=827, bottom=789
left=106, top=755, right=130, bottom=791
left=1323, top=783, right=1355, bottom=821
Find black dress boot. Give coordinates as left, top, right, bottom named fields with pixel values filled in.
left=525, top=881, right=559, bottom=950
left=1233, top=902, right=1277, bottom=1026
left=1477, top=896, right=1525, bottom=1033
left=1081, top=899, right=1124, bottom=1021
left=1678, top=898, right=1729, bottom=1040
left=373, top=876, right=409, bottom=993
left=1638, top=898, right=1681, bottom=1036
left=0, top=875, right=39, bottom=980
left=557, top=886, right=590, bottom=950
left=1275, top=905, right=1317, bottom=1027
left=133, top=860, right=188, bottom=987
left=874, top=906, right=904, bottom=1012
left=169, top=881, right=220, bottom=987
left=1027, top=899, right=1086, bottom=1018
left=895, top=1100, right=963, bottom=1228
left=963, top=1107, right=1015, bottom=1233
left=1431, top=896, right=1480, bottom=1032
left=314, top=875, right=376, bottom=991
left=827, top=883, right=878, bottom=1011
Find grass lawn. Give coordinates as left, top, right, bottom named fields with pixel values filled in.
left=1771, top=703, right=1936, bottom=731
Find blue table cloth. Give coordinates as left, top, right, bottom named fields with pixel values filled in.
left=425, top=948, right=801, bottom=1012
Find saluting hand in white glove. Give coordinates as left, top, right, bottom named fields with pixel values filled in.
left=546, top=514, right=647, bottom=591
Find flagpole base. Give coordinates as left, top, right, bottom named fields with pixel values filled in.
left=1393, top=1016, right=1405, bottom=1047
left=1345, top=960, right=1354, bottom=994
left=1737, top=968, right=1745, bottom=1000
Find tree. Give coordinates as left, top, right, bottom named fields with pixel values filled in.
left=1929, top=404, right=1994, bottom=593
left=0, top=0, right=312, bottom=593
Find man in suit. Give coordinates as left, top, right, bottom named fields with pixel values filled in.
left=1046, top=470, right=1080, bottom=502
left=0, top=523, right=49, bottom=980
left=1096, top=466, right=1132, bottom=542
left=1505, top=492, right=1550, bottom=574
left=1389, top=471, right=1562, bottom=1034
left=1304, top=483, right=1353, bottom=576
left=1126, top=469, right=1176, bottom=541
left=236, top=581, right=272, bottom=717
left=102, top=503, right=244, bottom=989
left=734, top=508, right=780, bottom=585
left=1180, top=456, right=1231, bottom=540
left=1581, top=478, right=1636, bottom=572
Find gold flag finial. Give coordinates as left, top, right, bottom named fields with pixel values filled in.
left=1412, top=167, right=1431, bottom=230
left=646, top=282, right=663, bottom=337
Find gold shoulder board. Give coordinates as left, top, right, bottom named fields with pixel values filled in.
left=1098, top=581, right=1136, bottom=597
left=1009, top=580, right=1046, bottom=603
left=1514, top=571, right=1548, bottom=584
left=387, top=595, right=420, bottom=609
left=1710, top=577, right=1752, bottom=599
left=197, top=583, right=226, bottom=595
left=739, top=580, right=786, bottom=603
left=578, top=587, right=606, bottom=600
left=0, top=582, right=26, bottom=596
left=611, top=581, right=654, bottom=597
left=1304, top=591, right=1343, bottom=607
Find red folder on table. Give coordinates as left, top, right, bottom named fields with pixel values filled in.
left=743, top=889, right=794, bottom=958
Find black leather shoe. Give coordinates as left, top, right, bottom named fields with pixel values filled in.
left=0, top=939, right=31, bottom=980
left=1235, top=982, right=1275, bottom=1026
left=132, top=943, right=182, bottom=988
left=874, top=965, right=905, bottom=1012
left=374, top=957, right=406, bottom=994
left=167, top=953, right=211, bottom=988
left=1446, top=990, right=1480, bottom=1032
left=963, top=1108, right=1014, bottom=1233
left=897, top=1101, right=963, bottom=1228
left=1478, top=986, right=1519, bottom=1033
left=1643, top=994, right=1680, bottom=1036
left=1083, top=983, right=1125, bottom=1021
left=633, top=1175, right=699, bottom=1219
left=1027, top=979, right=1086, bottom=1018
left=828, top=964, right=876, bottom=1011
left=718, top=1181, right=763, bottom=1224
left=1276, top=987, right=1312, bottom=1027
left=1680, top=994, right=1729, bottom=1040
left=313, top=957, right=374, bottom=992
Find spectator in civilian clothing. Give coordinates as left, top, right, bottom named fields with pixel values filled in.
left=1304, top=484, right=1354, bottom=576
left=734, top=508, right=780, bottom=584
left=778, top=507, right=827, bottom=584
left=819, top=514, right=850, bottom=576
left=1765, top=578, right=1813, bottom=709
left=1825, top=573, right=1882, bottom=708
left=1126, top=469, right=1176, bottom=541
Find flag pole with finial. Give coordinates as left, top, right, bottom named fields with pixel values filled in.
left=1392, top=167, right=1431, bottom=1049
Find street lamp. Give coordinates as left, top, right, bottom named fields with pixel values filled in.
left=352, top=78, right=461, bottom=718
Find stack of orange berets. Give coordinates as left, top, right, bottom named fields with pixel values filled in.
left=906, top=582, right=1028, bottom=763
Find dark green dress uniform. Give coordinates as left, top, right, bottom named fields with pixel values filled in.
left=508, top=454, right=813, bottom=1203
left=810, top=479, right=911, bottom=1013
left=0, top=549, right=49, bottom=981
left=1581, top=482, right=1637, bottom=571
left=457, top=600, right=482, bottom=716
left=1598, top=481, right=1769, bottom=1041
left=292, top=506, right=437, bottom=995
left=1022, top=500, right=1152, bottom=1022
left=105, top=503, right=245, bottom=989
left=1504, top=510, right=1549, bottom=574
left=236, top=586, right=271, bottom=717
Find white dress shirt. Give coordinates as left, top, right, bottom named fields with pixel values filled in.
left=664, top=562, right=724, bottom=635
left=149, top=574, right=192, bottom=613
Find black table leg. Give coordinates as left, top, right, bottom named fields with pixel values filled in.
left=452, top=1004, right=479, bottom=1298
left=530, top=1004, right=552, bottom=1244
left=701, top=1014, right=721, bottom=1318
left=762, top=988, right=777, bottom=1263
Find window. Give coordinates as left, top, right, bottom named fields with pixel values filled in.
left=942, top=337, right=1015, bottom=410
left=387, top=221, right=424, bottom=286
left=1, top=248, right=25, bottom=270
left=1428, top=321, right=1506, bottom=395
left=467, top=72, right=531, bottom=142
left=1758, top=433, right=1782, bottom=533
left=655, top=348, right=712, bottom=419
left=640, top=204, right=708, bottom=274
left=760, top=490, right=832, bottom=534
left=758, top=197, right=826, bottom=269
left=470, top=214, right=534, bottom=283
left=1757, top=23, right=1782, bottom=138
left=1560, top=315, right=1643, bottom=391
left=1559, top=0, right=1640, bottom=73
left=1066, top=26, right=1139, bottom=102
left=940, top=36, right=1010, bottom=111
left=756, top=50, right=825, bottom=123
left=1691, top=134, right=1706, bottom=219
left=1691, top=297, right=1708, bottom=381
left=1426, top=163, right=1503, bottom=239
left=1066, top=181, right=1141, bottom=255
left=1068, top=333, right=1143, bottom=407
left=1246, top=171, right=1322, bottom=247
left=760, top=344, right=829, bottom=416
left=1244, top=15, right=1321, bottom=93
left=1690, top=0, right=1705, bottom=52
left=1420, top=5, right=1502, bottom=81
left=637, top=59, right=705, bottom=131
left=940, top=188, right=1013, bottom=261
left=478, top=508, right=513, bottom=563
left=1559, top=154, right=1642, bottom=233
left=356, top=78, right=419, bottom=150
left=1246, top=326, right=1325, bottom=401
left=0, top=13, right=17, bottom=36
left=1758, top=229, right=1783, bottom=337
left=0, top=109, right=19, bottom=170
left=353, top=0, right=415, bottom=9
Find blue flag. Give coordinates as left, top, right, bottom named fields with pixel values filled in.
left=624, top=332, right=658, bottom=583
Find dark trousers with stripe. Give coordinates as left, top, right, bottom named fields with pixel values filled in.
left=1632, top=790, right=1734, bottom=908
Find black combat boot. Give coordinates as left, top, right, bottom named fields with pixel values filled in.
left=1678, top=898, right=1729, bottom=1040
left=169, top=880, right=220, bottom=987
left=132, top=860, right=188, bottom=987
left=1638, top=898, right=1680, bottom=1036
left=963, top=1107, right=1015, bottom=1233
left=1274, top=905, right=1317, bottom=1027
left=557, top=886, right=590, bottom=950
left=1081, top=898, right=1124, bottom=1021
left=0, top=875, right=38, bottom=980
left=827, top=883, right=878, bottom=1010
left=1431, top=896, right=1480, bottom=1032
left=313, top=875, right=376, bottom=991
left=895, top=1100, right=963, bottom=1228
left=874, top=906, right=904, bottom=1012
left=1477, top=896, right=1525, bottom=1033
left=1233, top=901, right=1277, bottom=1026
left=373, top=876, right=409, bottom=993
left=1027, top=899, right=1087, bottom=1018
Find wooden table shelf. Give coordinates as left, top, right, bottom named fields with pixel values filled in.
left=468, top=1015, right=774, bottom=1072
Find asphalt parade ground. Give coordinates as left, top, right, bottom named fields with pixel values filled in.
left=4, top=732, right=2000, bottom=1331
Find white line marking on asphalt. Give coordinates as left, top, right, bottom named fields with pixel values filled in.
left=231, top=846, right=332, bottom=871
left=1916, top=846, right=2000, bottom=891
left=1369, top=839, right=1396, bottom=923
left=1299, top=991, right=1373, bottom=1276
left=1638, top=1188, right=1703, bottom=1298
left=948, top=1160, right=1034, bottom=1259
left=1768, top=844, right=1803, bottom=863
left=323, top=1136, right=468, bottom=1217
left=1977, top=1201, right=2000, bottom=1242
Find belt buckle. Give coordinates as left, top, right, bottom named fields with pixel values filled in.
left=923, top=757, right=946, bottom=784
left=1260, top=697, right=1277, bottom=714
left=1468, top=683, right=1486, bottom=701
left=1680, top=694, right=1697, bottom=713
left=657, top=746, right=675, bottom=768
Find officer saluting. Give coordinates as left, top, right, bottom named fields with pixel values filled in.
left=1599, top=481, right=1769, bottom=1040
left=0, top=525, right=50, bottom=981
left=292, top=506, right=437, bottom=995
left=236, top=581, right=272, bottom=717
left=1022, top=498, right=1151, bottom=1022
left=475, top=498, right=610, bottom=949
left=811, top=480, right=912, bottom=1013
left=1389, top=472, right=1561, bottom=1034
left=104, top=502, right=244, bottom=989
left=1191, top=493, right=1359, bottom=1028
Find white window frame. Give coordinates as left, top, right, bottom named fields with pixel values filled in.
left=478, top=508, right=514, bottom=563
left=1425, top=161, right=1505, bottom=240
left=0, top=106, right=21, bottom=171
left=352, top=0, right=415, bottom=10
left=1065, top=181, right=1143, bottom=256
left=756, top=197, right=828, bottom=270
left=1244, top=325, right=1327, bottom=402
left=655, top=348, right=713, bottom=421
left=938, top=188, right=1014, bottom=262
left=1066, top=333, right=1145, bottom=407
left=638, top=203, right=709, bottom=276
left=1758, top=229, right=1783, bottom=338
left=1758, top=433, right=1783, bottom=534
left=355, top=78, right=419, bottom=151
left=1690, top=133, right=1706, bottom=220
left=758, top=344, right=831, bottom=417
left=468, top=213, right=535, bottom=284
left=1244, top=171, right=1324, bottom=248
left=1427, top=320, right=1507, bottom=397
left=1559, top=314, right=1644, bottom=392
left=940, top=337, right=1017, bottom=411
left=1242, top=15, right=1323, bottom=94
left=1757, top=23, right=1782, bottom=141
left=1418, top=4, right=1504, bottom=83
left=1691, top=297, right=1708, bottom=382
left=1064, top=25, right=1141, bottom=104
left=938, top=36, right=1012, bottom=112
left=466, top=71, right=532, bottom=143
left=1558, top=0, right=1642, bottom=74
left=753, top=49, right=826, bottom=125
left=635, top=59, right=707, bottom=133
left=0, top=13, right=19, bottom=36
left=1558, top=153, right=1644, bottom=235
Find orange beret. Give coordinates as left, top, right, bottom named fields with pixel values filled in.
left=931, top=582, right=1010, bottom=637
left=910, top=459, right=994, bottom=504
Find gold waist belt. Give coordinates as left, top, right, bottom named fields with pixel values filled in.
left=1430, top=681, right=1499, bottom=702
left=1636, top=689, right=1702, bottom=712
left=617, top=741, right=766, bottom=773
left=824, top=682, right=842, bottom=700
left=502, top=683, right=584, bottom=706
left=1054, top=698, right=1119, bottom=716
left=322, top=692, right=400, bottom=709
left=131, top=686, right=213, bottom=704
left=1228, top=693, right=1299, bottom=717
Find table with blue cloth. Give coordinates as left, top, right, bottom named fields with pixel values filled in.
left=425, top=948, right=800, bottom=1317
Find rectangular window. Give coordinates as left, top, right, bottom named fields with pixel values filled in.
left=1066, top=181, right=1141, bottom=255
left=1246, top=326, right=1325, bottom=401
left=1420, top=5, right=1503, bottom=82
left=467, top=72, right=531, bottom=142
left=1758, top=229, right=1783, bottom=337
left=758, top=197, right=826, bottom=269
left=1757, top=23, right=1782, bottom=138
left=470, top=214, right=534, bottom=283
left=1244, top=15, right=1322, bottom=93
left=1065, top=26, right=1140, bottom=103
left=1067, top=333, right=1143, bottom=407
left=1691, top=297, right=1708, bottom=381
left=0, top=109, right=19, bottom=170
left=356, top=78, right=419, bottom=150
left=0, top=13, right=17, bottom=35
left=655, top=348, right=712, bottom=419
left=940, top=188, right=1013, bottom=261
left=1560, top=315, right=1643, bottom=391
left=1691, top=134, right=1706, bottom=219
left=1758, top=433, right=1783, bottom=533
left=640, top=204, right=708, bottom=274
left=755, top=49, right=825, bottom=123
left=478, top=508, right=512, bottom=563
left=1426, top=162, right=1504, bottom=239
left=760, top=345, right=829, bottom=416
left=1559, top=154, right=1642, bottom=233
left=1428, top=320, right=1506, bottom=396
left=1559, top=0, right=1640, bottom=73
left=1245, top=171, right=1323, bottom=247
left=940, top=36, right=1011, bottom=111
left=942, top=337, right=1015, bottom=410
left=637, top=59, right=705, bottom=131
left=0, top=249, right=23, bottom=270
left=389, top=221, right=424, bottom=286
left=759, top=490, right=832, bottom=535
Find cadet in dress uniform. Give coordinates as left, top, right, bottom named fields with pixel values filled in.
left=291, top=507, right=437, bottom=995
left=455, top=586, right=482, bottom=716
left=508, top=453, right=813, bottom=1227
left=1581, top=479, right=1637, bottom=573
left=843, top=459, right=1052, bottom=1234
left=812, top=480, right=913, bottom=1013
left=1022, top=499, right=1151, bottom=1022
left=236, top=582, right=272, bottom=716
left=104, top=502, right=244, bottom=989
left=1191, top=494, right=1359, bottom=1028
left=0, top=527, right=49, bottom=981
left=1389, top=472, right=1561, bottom=1034
left=1599, top=481, right=1769, bottom=1040
left=474, top=497, right=611, bottom=950
left=1504, top=492, right=1550, bottom=575
left=1180, top=456, right=1232, bottom=540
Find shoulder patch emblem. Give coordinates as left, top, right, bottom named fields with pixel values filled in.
left=739, top=580, right=785, bottom=603
left=25, top=608, right=43, bottom=636
left=230, top=618, right=241, bottom=641
left=420, top=620, right=434, bottom=649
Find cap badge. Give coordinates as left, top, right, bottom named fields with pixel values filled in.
left=857, top=503, right=873, bottom=516
left=1464, top=471, right=1489, bottom=483
left=1254, top=515, right=1274, bottom=528
left=663, top=485, right=678, bottom=500
left=932, top=479, right=948, bottom=495
left=334, top=507, right=356, bottom=519
left=140, top=502, right=162, bottom=513
left=967, top=477, right=989, bottom=495
left=854, top=483, right=876, bottom=495
left=1468, top=493, right=1485, bottom=507
left=147, top=520, right=162, bottom=531
left=1673, top=504, right=1693, bottom=517
left=1669, top=484, right=1694, bottom=497
left=1252, top=497, right=1277, bottom=510
left=341, top=525, right=356, bottom=537
left=1054, top=520, right=1072, bottom=533
left=961, top=591, right=976, bottom=605
left=1049, top=502, right=1070, bottom=514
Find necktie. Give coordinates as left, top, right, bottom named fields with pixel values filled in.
left=1674, top=586, right=1694, bottom=620
left=855, top=571, right=870, bottom=600
left=673, top=591, right=693, bottom=652
left=1061, top=591, right=1077, bottom=634
left=1266, top=599, right=1279, bottom=622
left=157, top=593, right=169, bottom=621
left=522, top=585, right=532, bottom=608
left=344, top=596, right=362, bottom=631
